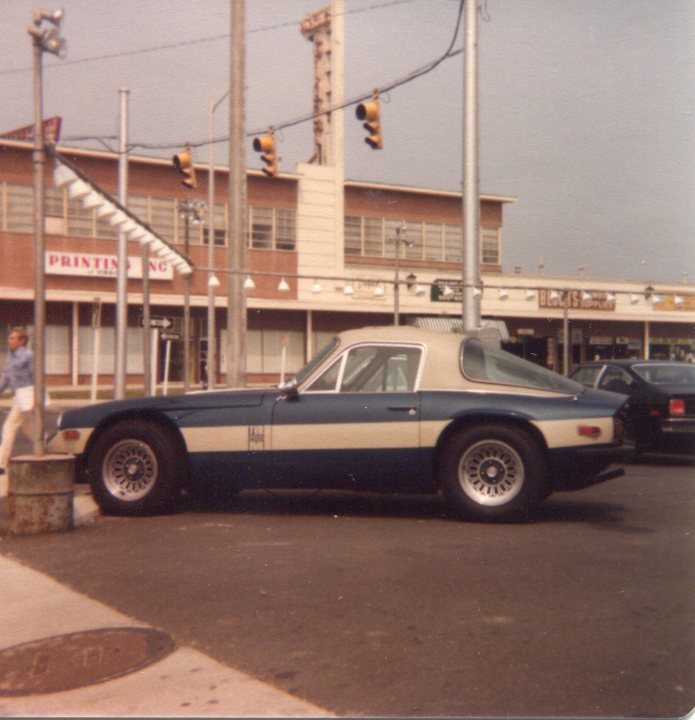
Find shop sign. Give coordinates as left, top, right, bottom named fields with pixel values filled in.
left=46, top=251, right=173, bottom=280
left=431, top=279, right=462, bottom=302
left=1, top=117, right=61, bottom=143
left=653, top=294, right=695, bottom=311
left=539, top=289, right=615, bottom=311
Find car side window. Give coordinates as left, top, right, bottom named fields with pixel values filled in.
left=598, top=367, right=633, bottom=394
left=306, top=345, right=422, bottom=393
left=571, top=366, right=603, bottom=387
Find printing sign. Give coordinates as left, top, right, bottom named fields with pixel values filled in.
left=46, top=251, right=173, bottom=280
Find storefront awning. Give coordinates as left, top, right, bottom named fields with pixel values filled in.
left=50, top=149, right=193, bottom=276
left=407, top=316, right=510, bottom=341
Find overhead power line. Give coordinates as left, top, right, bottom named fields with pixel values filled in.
left=126, top=0, right=465, bottom=153
left=0, top=0, right=416, bottom=76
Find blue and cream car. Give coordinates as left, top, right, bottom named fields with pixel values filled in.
left=48, top=327, right=629, bottom=521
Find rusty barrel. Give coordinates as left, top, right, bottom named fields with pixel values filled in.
left=6, top=455, right=76, bottom=535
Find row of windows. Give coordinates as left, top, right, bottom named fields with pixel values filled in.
left=0, top=323, right=321, bottom=377
left=0, top=182, right=296, bottom=252
left=344, top=216, right=500, bottom=265
left=0, top=182, right=501, bottom=265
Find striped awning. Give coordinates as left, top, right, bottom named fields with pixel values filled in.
left=407, top=316, right=510, bottom=341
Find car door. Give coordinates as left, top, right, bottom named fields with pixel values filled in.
left=270, top=343, right=424, bottom=491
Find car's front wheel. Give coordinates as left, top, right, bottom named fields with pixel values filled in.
left=87, top=420, right=184, bottom=516
left=439, top=425, right=548, bottom=521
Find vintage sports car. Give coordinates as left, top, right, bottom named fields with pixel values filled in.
left=570, top=358, right=695, bottom=456
left=48, top=327, right=629, bottom=521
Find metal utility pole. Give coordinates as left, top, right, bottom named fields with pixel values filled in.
left=114, top=87, right=129, bottom=399
left=227, top=0, right=247, bottom=388
left=462, top=0, right=481, bottom=332
left=29, top=8, right=66, bottom=456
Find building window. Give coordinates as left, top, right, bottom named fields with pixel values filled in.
left=248, top=206, right=296, bottom=251
left=6, top=184, right=33, bottom=234
left=363, top=216, right=383, bottom=257
left=250, top=206, right=273, bottom=249
left=202, top=202, right=227, bottom=246
left=149, top=197, right=176, bottom=244
left=344, top=216, right=362, bottom=255
left=345, top=215, right=483, bottom=265
left=222, top=328, right=304, bottom=375
left=424, top=222, right=443, bottom=261
left=481, top=227, right=500, bottom=264
left=275, top=208, right=296, bottom=251
left=443, top=224, right=462, bottom=263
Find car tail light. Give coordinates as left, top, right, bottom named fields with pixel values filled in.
left=578, top=425, right=602, bottom=439
left=62, top=429, right=81, bottom=441
left=669, top=398, right=686, bottom=417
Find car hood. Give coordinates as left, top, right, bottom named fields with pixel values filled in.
left=58, top=388, right=274, bottom=428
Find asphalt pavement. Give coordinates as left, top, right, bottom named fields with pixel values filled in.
left=0, top=402, right=331, bottom=718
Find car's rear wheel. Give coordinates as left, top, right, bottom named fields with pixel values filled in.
left=88, top=420, right=183, bottom=516
left=439, top=424, right=548, bottom=521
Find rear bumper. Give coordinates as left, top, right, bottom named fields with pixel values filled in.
left=549, top=442, right=630, bottom=491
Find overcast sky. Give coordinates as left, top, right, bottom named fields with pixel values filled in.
left=2, top=0, right=693, bottom=284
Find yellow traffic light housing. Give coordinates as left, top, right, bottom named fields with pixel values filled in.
left=355, top=92, right=382, bottom=149
left=253, top=129, right=278, bottom=177
left=172, top=144, right=197, bottom=190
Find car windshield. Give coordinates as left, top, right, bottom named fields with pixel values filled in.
left=289, top=336, right=340, bottom=386
left=462, top=338, right=584, bottom=394
left=632, top=363, right=695, bottom=385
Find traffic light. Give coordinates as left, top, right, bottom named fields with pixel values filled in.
left=253, top=129, right=278, bottom=177
left=172, top=144, right=197, bottom=190
left=355, top=92, right=382, bottom=149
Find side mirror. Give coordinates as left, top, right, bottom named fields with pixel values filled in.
left=279, top=377, right=299, bottom=401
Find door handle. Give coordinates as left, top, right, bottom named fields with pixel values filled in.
left=388, top=405, right=417, bottom=416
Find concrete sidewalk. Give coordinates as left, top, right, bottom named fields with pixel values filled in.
left=0, top=491, right=331, bottom=717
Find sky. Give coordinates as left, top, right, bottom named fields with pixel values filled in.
left=1, top=0, right=694, bottom=285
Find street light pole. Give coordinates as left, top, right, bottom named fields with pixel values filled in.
left=114, top=87, right=129, bottom=400
left=227, top=0, right=247, bottom=388
left=28, top=9, right=66, bottom=456
left=462, top=0, right=481, bottom=333
left=391, top=224, right=410, bottom=326
left=207, top=92, right=229, bottom=390
left=177, top=199, right=205, bottom=393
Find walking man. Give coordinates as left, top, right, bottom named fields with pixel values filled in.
left=0, top=327, right=35, bottom=475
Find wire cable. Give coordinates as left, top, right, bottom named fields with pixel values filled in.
left=0, top=0, right=416, bottom=77
left=124, top=0, right=465, bottom=153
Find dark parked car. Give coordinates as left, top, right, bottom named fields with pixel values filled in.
left=48, top=327, right=629, bottom=522
left=570, top=359, right=695, bottom=455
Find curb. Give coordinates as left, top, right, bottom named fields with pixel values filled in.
left=74, top=490, right=100, bottom=526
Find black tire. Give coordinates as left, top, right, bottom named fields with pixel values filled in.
left=439, top=424, right=548, bottom=522
left=87, top=420, right=184, bottom=516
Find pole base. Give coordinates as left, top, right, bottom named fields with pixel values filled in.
left=6, top=454, right=76, bottom=536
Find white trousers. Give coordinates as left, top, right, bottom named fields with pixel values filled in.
left=0, top=399, right=35, bottom=470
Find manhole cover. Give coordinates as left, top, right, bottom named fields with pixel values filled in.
left=0, top=627, right=175, bottom=696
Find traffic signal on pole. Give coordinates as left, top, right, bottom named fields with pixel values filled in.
left=172, top=143, right=197, bottom=190
left=253, top=129, right=278, bottom=177
left=355, top=92, right=382, bottom=149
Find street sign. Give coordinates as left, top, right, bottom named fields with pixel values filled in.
left=160, top=332, right=181, bottom=342
left=140, top=315, right=174, bottom=329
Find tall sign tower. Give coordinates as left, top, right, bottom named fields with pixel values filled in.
left=300, top=6, right=335, bottom=166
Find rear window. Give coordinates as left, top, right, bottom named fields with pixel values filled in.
left=633, top=363, right=695, bottom=385
left=461, top=338, right=583, bottom=394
